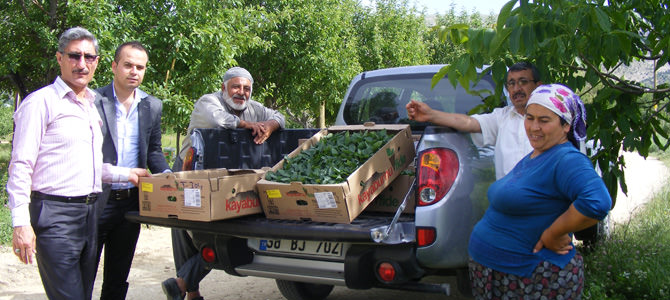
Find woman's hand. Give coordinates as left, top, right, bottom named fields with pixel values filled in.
left=533, top=229, right=573, bottom=255
left=534, top=204, right=600, bottom=255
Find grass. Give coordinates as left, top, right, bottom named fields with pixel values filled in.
left=581, top=154, right=670, bottom=299
left=0, top=143, right=11, bottom=245
left=0, top=198, right=9, bottom=245
left=162, top=131, right=179, bottom=168
left=162, top=131, right=179, bottom=150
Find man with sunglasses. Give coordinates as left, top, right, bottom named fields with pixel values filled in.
left=406, top=62, right=542, bottom=179
left=7, top=27, right=148, bottom=300
left=94, top=41, right=172, bottom=300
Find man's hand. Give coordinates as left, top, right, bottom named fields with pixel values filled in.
left=129, top=168, right=150, bottom=186
left=239, top=120, right=279, bottom=144
left=248, top=122, right=267, bottom=140
left=406, top=99, right=433, bottom=122
left=253, top=120, right=280, bottom=144
left=12, top=226, right=36, bottom=264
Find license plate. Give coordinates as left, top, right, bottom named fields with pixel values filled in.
left=258, top=239, right=345, bottom=257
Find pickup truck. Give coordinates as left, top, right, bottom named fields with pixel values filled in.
left=128, top=64, right=497, bottom=299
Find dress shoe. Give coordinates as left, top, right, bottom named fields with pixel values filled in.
left=161, top=278, right=185, bottom=300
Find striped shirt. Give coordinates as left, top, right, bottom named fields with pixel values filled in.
left=7, top=77, right=128, bottom=227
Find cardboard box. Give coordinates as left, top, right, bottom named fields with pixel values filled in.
left=256, top=124, right=415, bottom=223
left=365, top=173, right=415, bottom=214
left=139, top=168, right=264, bottom=221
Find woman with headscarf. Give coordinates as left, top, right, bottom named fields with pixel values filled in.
left=467, top=84, right=612, bottom=299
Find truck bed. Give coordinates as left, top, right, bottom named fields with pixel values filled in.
left=129, top=127, right=414, bottom=240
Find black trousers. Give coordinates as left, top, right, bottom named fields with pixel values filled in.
left=95, top=188, right=140, bottom=300
left=30, top=195, right=100, bottom=300
left=171, top=228, right=211, bottom=292
left=169, top=157, right=210, bottom=292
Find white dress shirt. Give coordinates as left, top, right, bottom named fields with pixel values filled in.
left=111, top=86, right=144, bottom=190
left=472, top=105, right=533, bottom=179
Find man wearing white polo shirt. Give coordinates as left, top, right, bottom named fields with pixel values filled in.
left=406, top=62, right=542, bottom=179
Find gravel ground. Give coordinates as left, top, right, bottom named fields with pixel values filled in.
left=1, top=151, right=667, bottom=300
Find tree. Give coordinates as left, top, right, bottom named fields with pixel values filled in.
left=99, top=0, right=268, bottom=149
left=427, top=3, right=496, bottom=65
left=3, top=0, right=505, bottom=132
left=0, top=1, right=268, bottom=151
left=435, top=0, right=670, bottom=200
left=236, top=0, right=362, bottom=128
left=0, top=0, right=121, bottom=101
left=236, top=0, right=435, bottom=127
left=353, top=0, right=430, bottom=72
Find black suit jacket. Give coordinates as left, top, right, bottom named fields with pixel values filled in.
left=95, top=84, right=170, bottom=179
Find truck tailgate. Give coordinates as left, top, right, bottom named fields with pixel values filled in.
left=126, top=211, right=414, bottom=243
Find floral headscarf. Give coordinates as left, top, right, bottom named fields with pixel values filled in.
left=526, top=84, right=587, bottom=143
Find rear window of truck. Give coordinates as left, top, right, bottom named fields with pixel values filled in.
left=342, top=74, right=495, bottom=130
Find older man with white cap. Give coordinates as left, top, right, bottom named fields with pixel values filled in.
left=175, top=66, right=286, bottom=169
left=164, top=67, right=285, bottom=300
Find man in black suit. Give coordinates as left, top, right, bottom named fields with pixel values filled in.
left=94, top=41, right=171, bottom=300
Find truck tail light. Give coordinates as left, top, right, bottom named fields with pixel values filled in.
left=377, top=262, right=397, bottom=282
left=182, top=147, right=195, bottom=171
left=416, top=148, right=458, bottom=206
left=201, top=246, right=216, bottom=263
left=416, top=227, right=436, bottom=247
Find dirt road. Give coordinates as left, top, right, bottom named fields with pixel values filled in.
left=1, top=151, right=666, bottom=300
left=0, top=225, right=465, bottom=300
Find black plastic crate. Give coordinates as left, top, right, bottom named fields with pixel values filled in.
left=194, top=128, right=321, bottom=170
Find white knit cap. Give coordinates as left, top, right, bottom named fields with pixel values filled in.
left=223, top=67, right=253, bottom=84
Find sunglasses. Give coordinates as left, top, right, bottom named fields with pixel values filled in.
left=60, top=51, right=99, bottom=64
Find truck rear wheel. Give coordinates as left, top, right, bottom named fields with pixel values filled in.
left=275, top=280, right=333, bottom=300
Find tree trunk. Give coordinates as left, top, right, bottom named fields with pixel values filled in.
left=319, top=101, right=325, bottom=128
left=176, top=132, right=181, bottom=160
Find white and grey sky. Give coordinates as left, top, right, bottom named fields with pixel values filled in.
left=411, top=0, right=511, bottom=14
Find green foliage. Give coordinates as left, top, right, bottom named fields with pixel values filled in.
left=238, top=0, right=362, bottom=127
left=0, top=144, right=11, bottom=246
left=147, top=81, right=193, bottom=157
left=582, top=188, right=670, bottom=299
left=427, top=3, right=496, bottom=65
left=0, top=203, right=10, bottom=246
left=145, top=82, right=193, bottom=137
left=93, top=0, right=267, bottom=135
left=0, top=105, right=13, bottom=140
left=434, top=0, right=670, bottom=199
left=353, top=0, right=430, bottom=71
left=265, top=130, right=392, bottom=184
left=1, top=0, right=467, bottom=130
left=0, top=0, right=267, bottom=136
left=0, top=1, right=78, bottom=96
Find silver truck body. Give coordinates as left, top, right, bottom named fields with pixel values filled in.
left=334, top=64, right=495, bottom=270
left=130, top=64, right=498, bottom=299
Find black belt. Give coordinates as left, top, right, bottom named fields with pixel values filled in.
left=31, top=191, right=99, bottom=204
left=110, top=187, right=139, bottom=201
